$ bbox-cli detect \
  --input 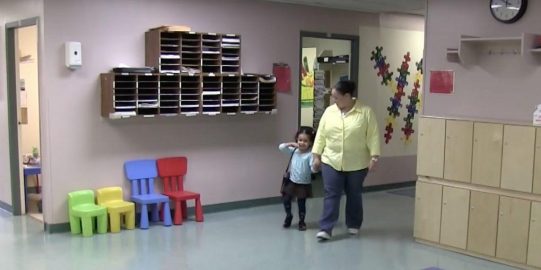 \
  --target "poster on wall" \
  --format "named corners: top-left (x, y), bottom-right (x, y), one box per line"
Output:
top-left (273, 63), bottom-right (291, 93)
top-left (301, 47), bottom-right (316, 107)
top-left (429, 70), bottom-right (454, 94)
